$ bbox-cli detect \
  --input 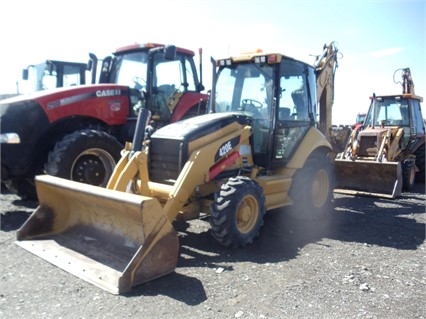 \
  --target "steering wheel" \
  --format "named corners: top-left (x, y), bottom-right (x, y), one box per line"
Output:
top-left (241, 99), bottom-right (264, 119)
top-left (132, 76), bottom-right (146, 90)
top-left (242, 99), bottom-right (263, 109)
